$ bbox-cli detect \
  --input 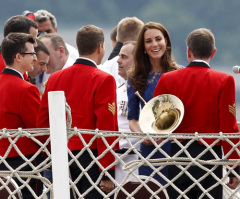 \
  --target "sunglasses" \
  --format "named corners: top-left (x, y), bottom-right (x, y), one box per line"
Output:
top-left (19, 52), bottom-right (37, 57)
